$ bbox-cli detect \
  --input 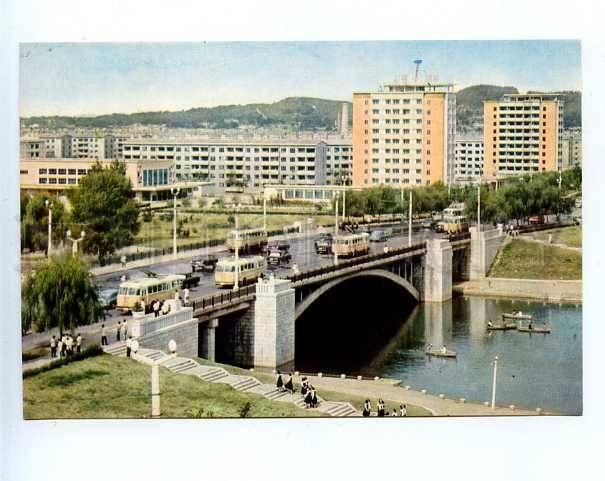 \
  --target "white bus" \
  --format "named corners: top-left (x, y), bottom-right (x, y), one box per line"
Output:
top-left (214, 256), bottom-right (266, 288)
top-left (226, 227), bottom-right (268, 253)
top-left (332, 233), bottom-right (370, 258)
top-left (117, 274), bottom-right (185, 311)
